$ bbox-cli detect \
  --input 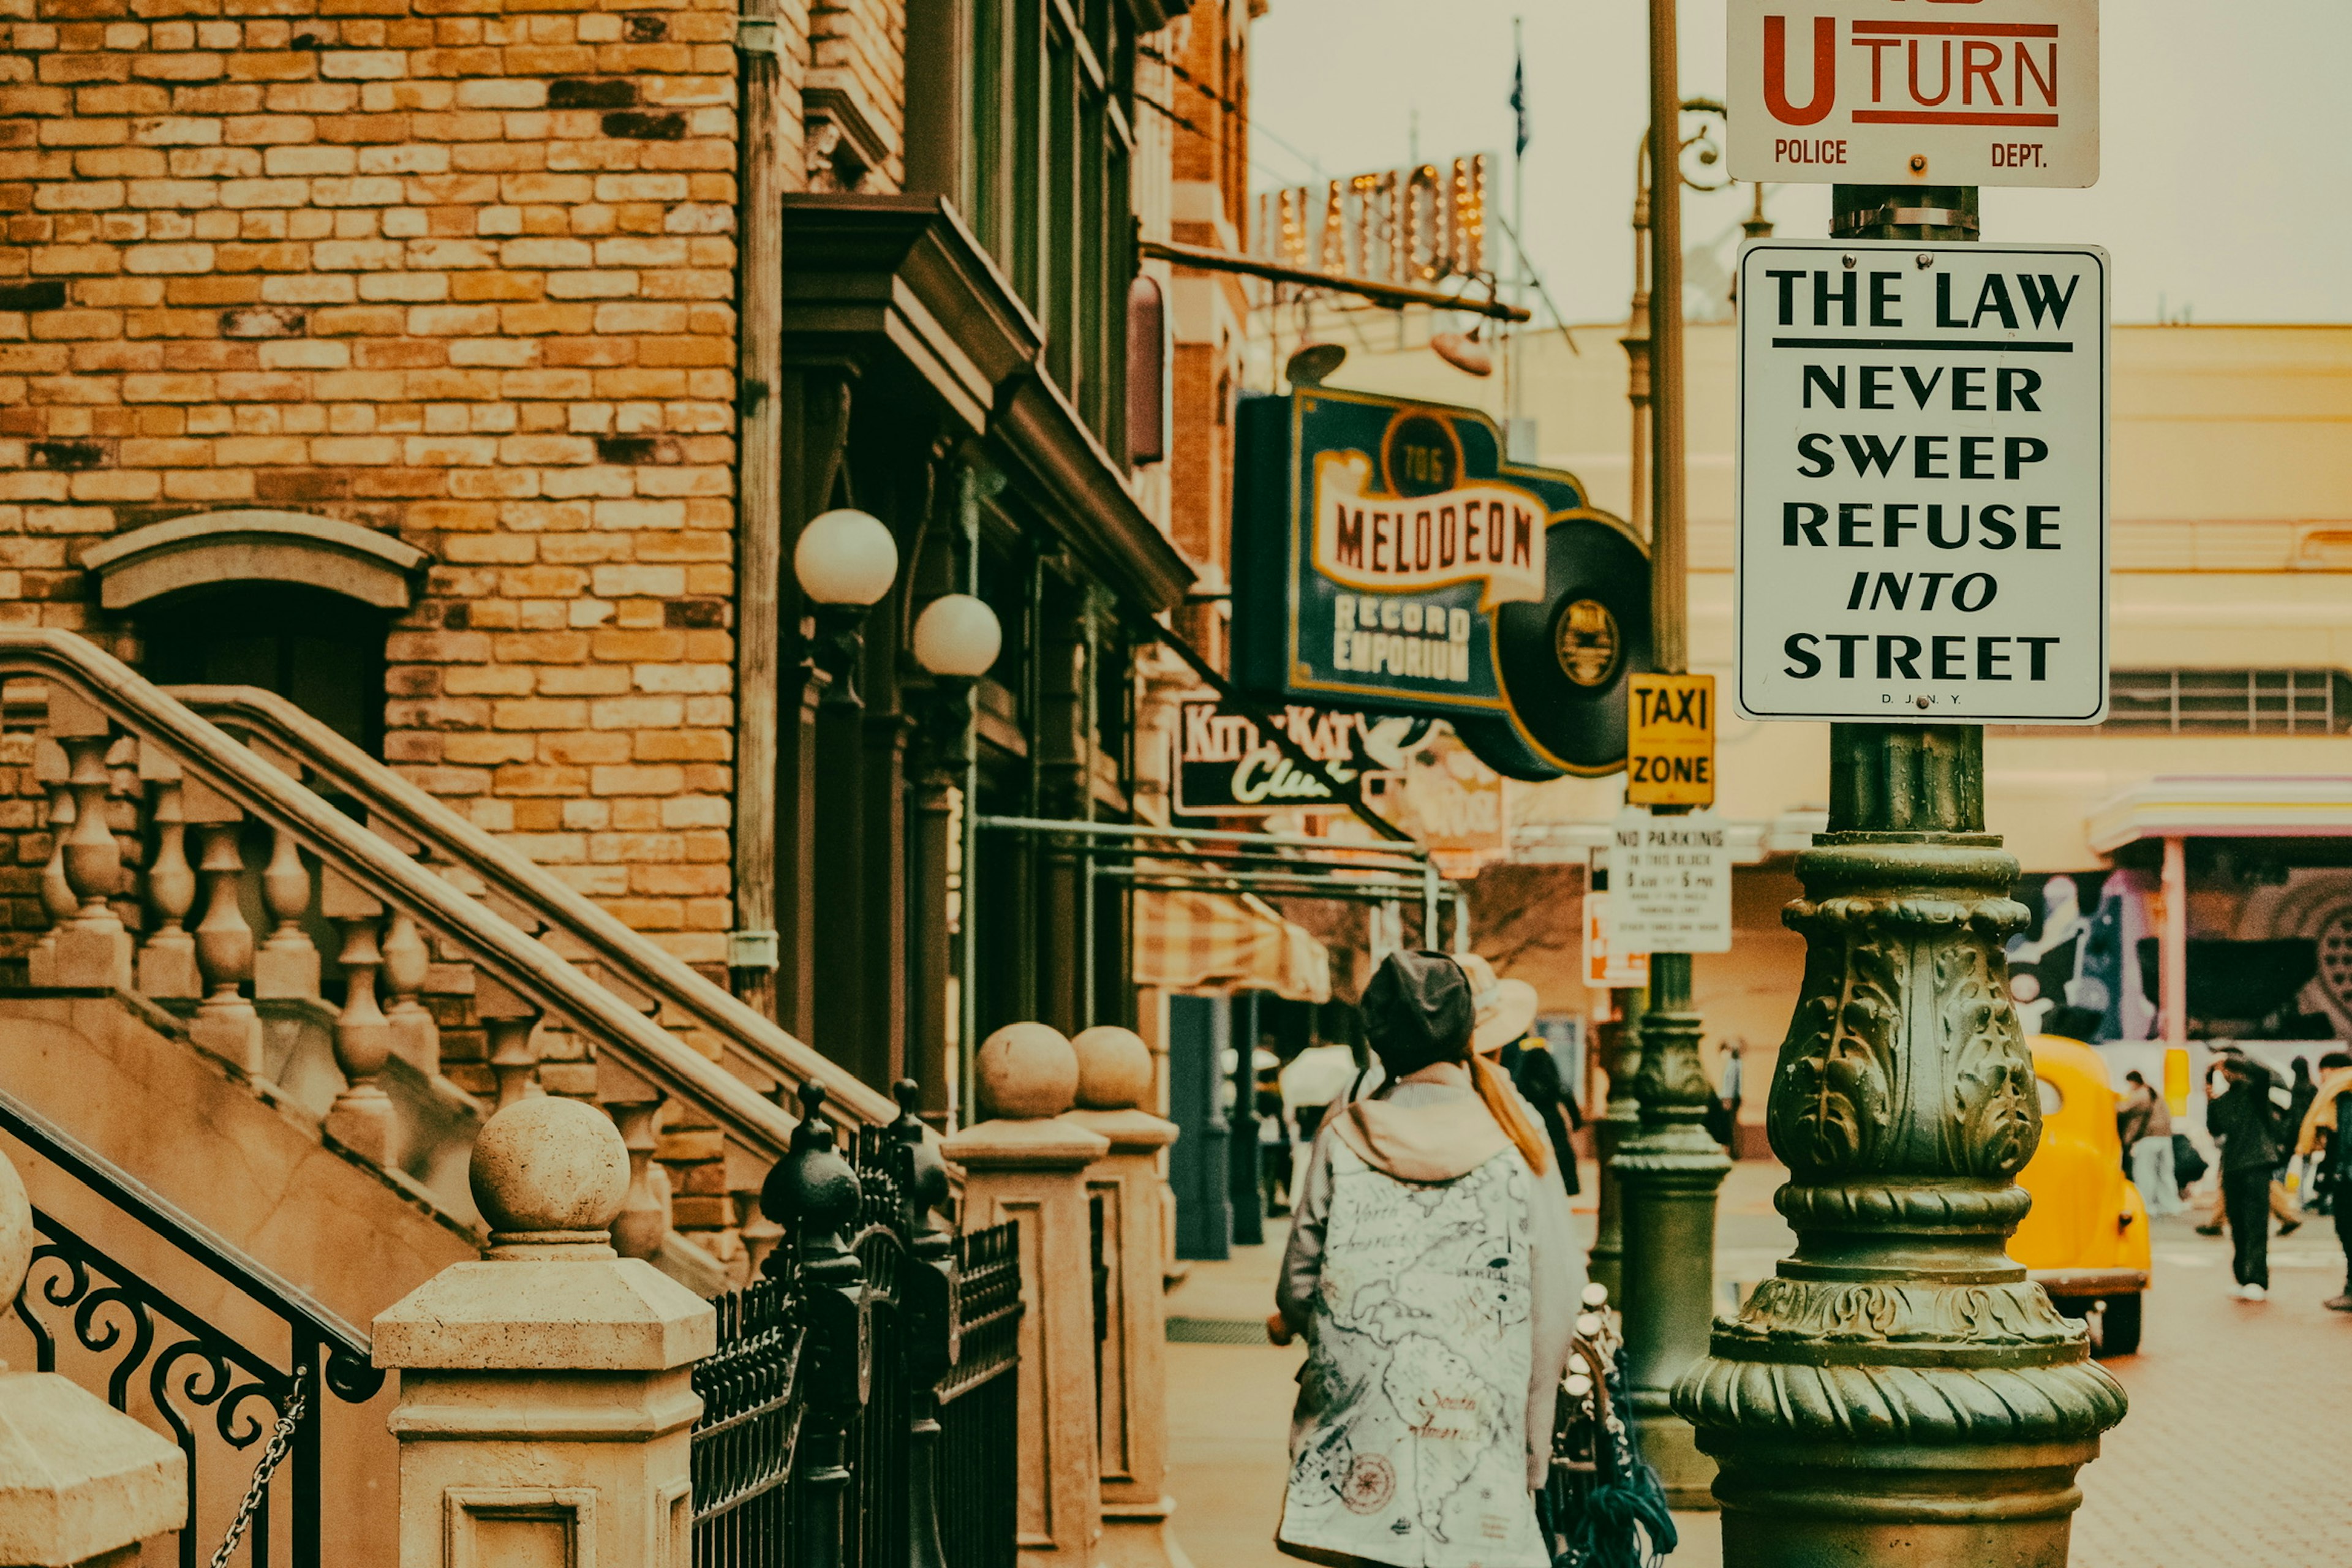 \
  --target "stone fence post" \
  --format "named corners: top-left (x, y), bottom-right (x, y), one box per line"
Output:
top-left (0, 1152), bottom-right (186, 1568)
top-left (1066, 1026), bottom-right (1188, 1568)
top-left (374, 1096), bottom-right (717, 1568)
top-left (944, 1023), bottom-right (1111, 1568)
